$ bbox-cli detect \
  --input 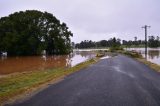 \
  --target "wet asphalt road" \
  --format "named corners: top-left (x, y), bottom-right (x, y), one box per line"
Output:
top-left (10, 55), bottom-right (160, 106)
